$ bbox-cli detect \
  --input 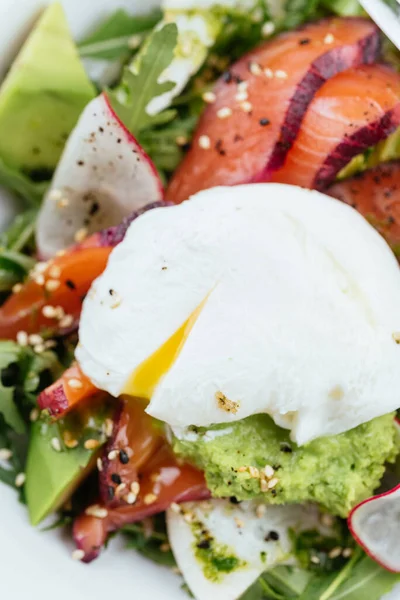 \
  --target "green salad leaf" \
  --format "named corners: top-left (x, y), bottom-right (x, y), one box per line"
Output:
top-left (0, 414), bottom-right (28, 491)
top-left (0, 158), bottom-right (48, 206)
top-left (108, 22), bottom-right (178, 137)
top-left (78, 8), bottom-right (162, 61)
top-left (123, 513), bottom-right (176, 567)
top-left (0, 209), bottom-right (37, 294)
